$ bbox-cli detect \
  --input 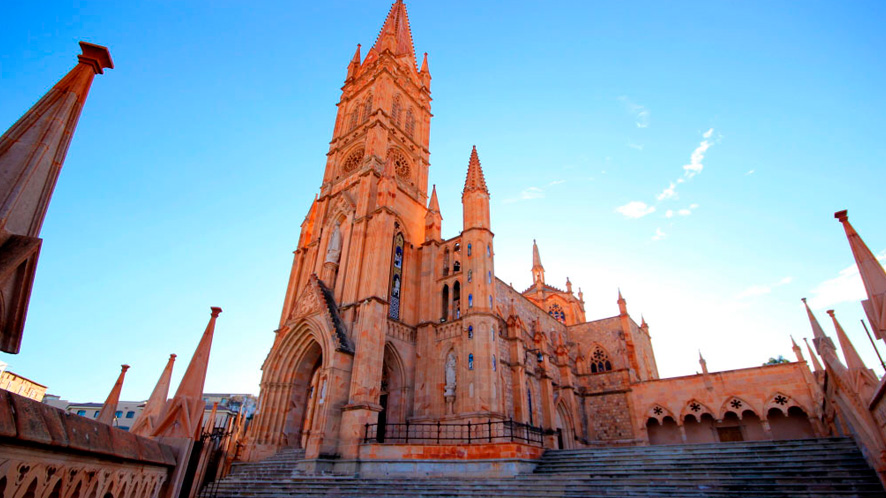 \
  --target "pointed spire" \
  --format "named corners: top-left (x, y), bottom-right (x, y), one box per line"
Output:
top-left (531, 239), bottom-right (545, 286)
top-left (427, 184), bottom-right (440, 213)
top-left (424, 184), bottom-right (442, 242)
top-left (835, 210), bottom-right (886, 340)
top-left (578, 287), bottom-right (584, 302)
top-left (803, 298), bottom-right (835, 355)
top-left (370, 0), bottom-right (418, 68)
top-left (97, 364), bottom-right (129, 426)
top-left (827, 309), bottom-right (869, 372)
top-left (346, 44), bottom-right (362, 80)
top-left (130, 354), bottom-right (176, 437)
top-left (791, 335), bottom-right (805, 362)
top-left (804, 337), bottom-right (824, 373)
top-left (641, 315), bottom-right (648, 329)
top-left (0, 42), bottom-right (112, 354)
top-left (618, 288), bottom-right (628, 316)
top-left (463, 146), bottom-right (489, 194)
top-left (566, 277), bottom-right (573, 293)
top-left (419, 52), bottom-right (431, 88)
top-left (698, 350), bottom-right (709, 375)
top-left (152, 307), bottom-right (222, 439)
